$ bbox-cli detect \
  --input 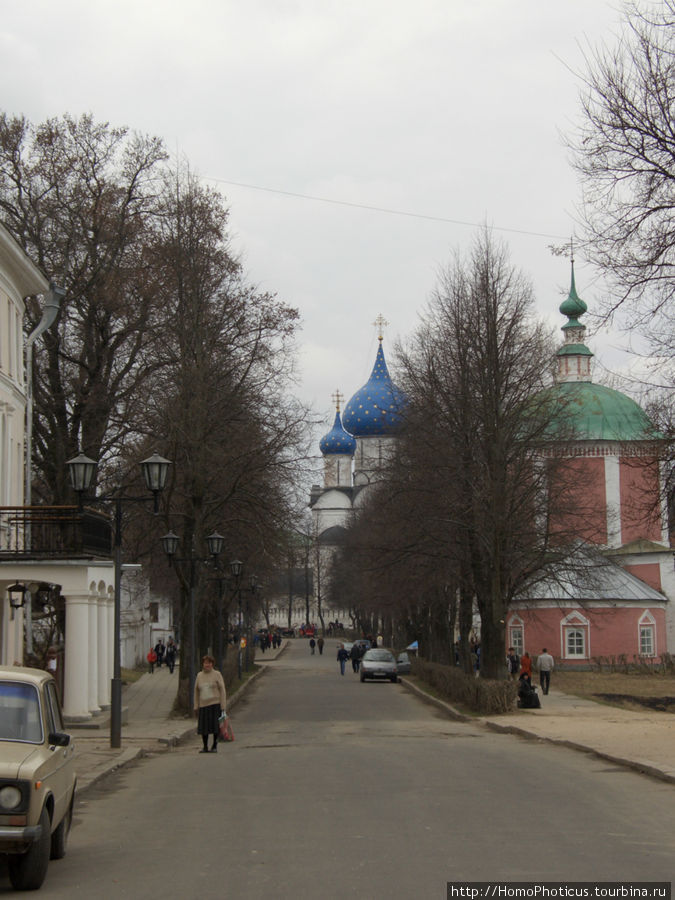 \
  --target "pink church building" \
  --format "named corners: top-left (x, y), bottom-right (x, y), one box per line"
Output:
top-left (507, 265), bottom-right (673, 667)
